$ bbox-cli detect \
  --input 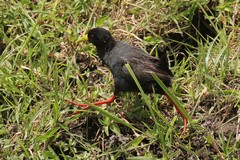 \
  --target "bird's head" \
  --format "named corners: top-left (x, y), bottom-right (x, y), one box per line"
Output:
top-left (77, 27), bottom-right (116, 59)
top-left (87, 27), bottom-right (113, 47)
